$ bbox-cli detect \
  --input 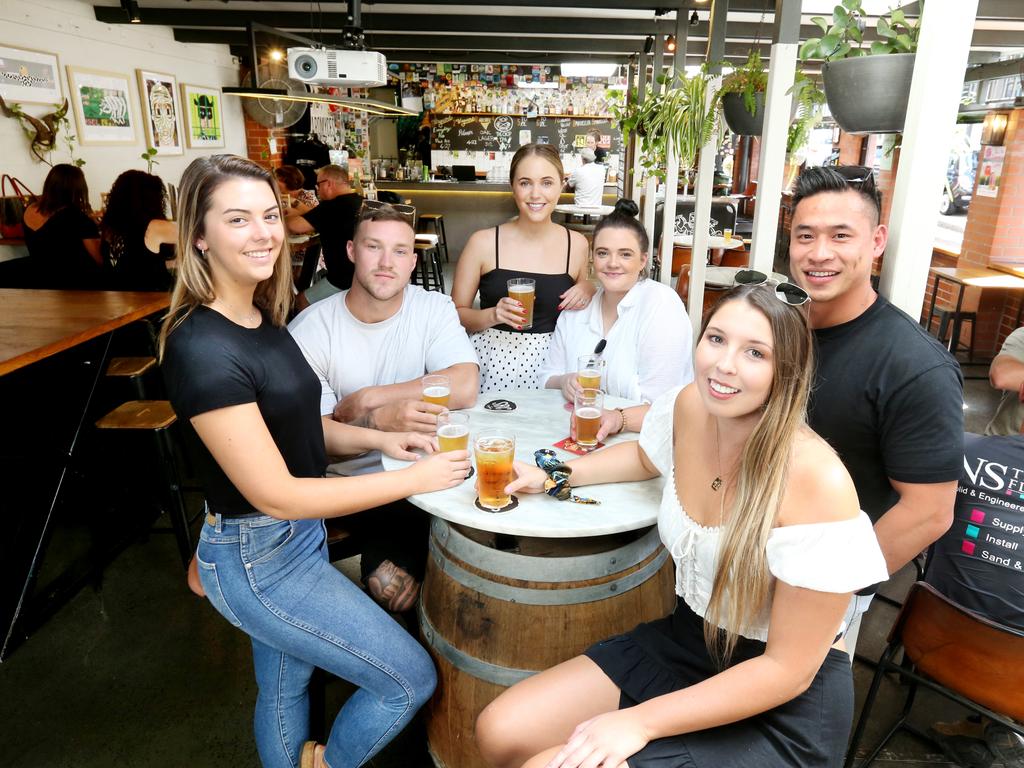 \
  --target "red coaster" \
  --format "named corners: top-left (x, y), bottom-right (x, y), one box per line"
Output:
top-left (553, 436), bottom-right (604, 455)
